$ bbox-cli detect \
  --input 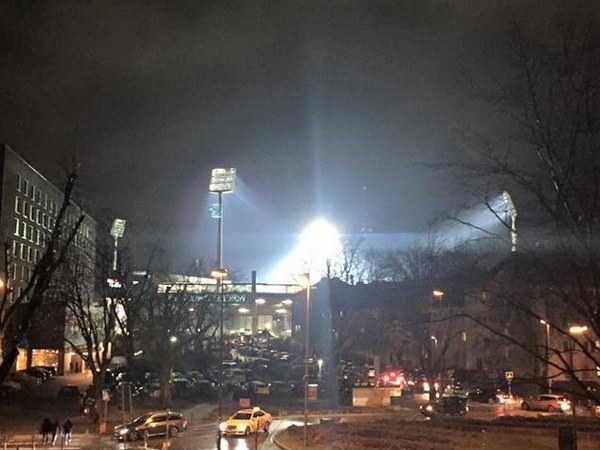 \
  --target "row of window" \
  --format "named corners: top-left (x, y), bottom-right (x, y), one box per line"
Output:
top-left (17, 175), bottom-right (58, 214)
top-left (9, 262), bottom-right (33, 283)
top-left (14, 218), bottom-right (51, 247)
top-left (15, 197), bottom-right (56, 230)
top-left (11, 241), bottom-right (42, 265)
top-left (16, 197), bottom-right (94, 247)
